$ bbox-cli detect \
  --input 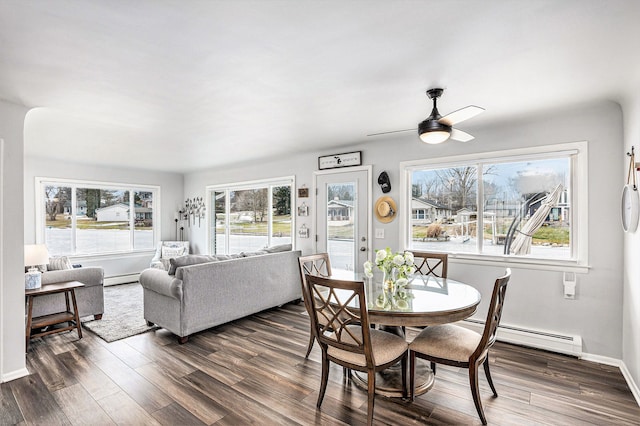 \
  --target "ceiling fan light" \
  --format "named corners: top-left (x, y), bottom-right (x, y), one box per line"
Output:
top-left (419, 130), bottom-right (450, 144)
top-left (418, 118), bottom-right (451, 144)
